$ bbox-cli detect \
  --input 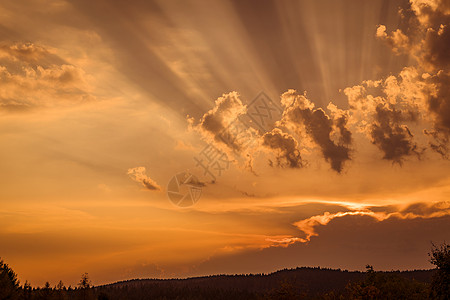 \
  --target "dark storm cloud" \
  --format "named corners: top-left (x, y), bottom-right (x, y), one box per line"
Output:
top-left (280, 90), bottom-right (352, 173)
top-left (262, 128), bottom-right (303, 168)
